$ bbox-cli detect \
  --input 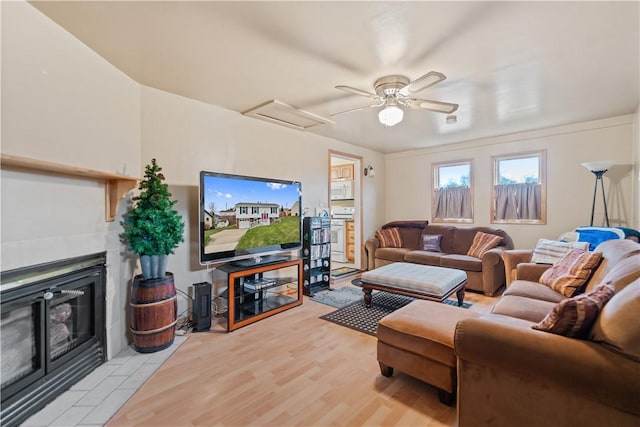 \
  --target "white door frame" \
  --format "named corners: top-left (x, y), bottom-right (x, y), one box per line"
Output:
top-left (328, 150), bottom-right (363, 270)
